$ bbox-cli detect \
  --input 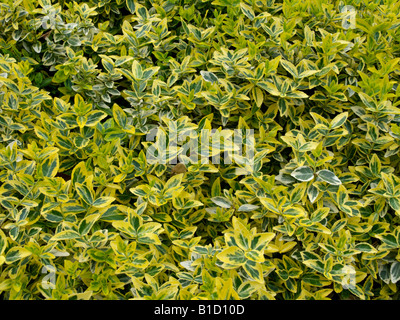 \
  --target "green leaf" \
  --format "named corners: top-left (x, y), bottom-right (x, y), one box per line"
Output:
top-left (40, 154), bottom-right (59, 178)
top-left (164, 173), bottom-right (183, 192)
top-left (317, 169), bottom-right (342, 185)
top-left (290, 183), bottom-right (306, 203)
top-left (75, 183), bottom-right (94, 205)
top-left (330, 112), bottom-right (348, 129)
top-left (50, 230), bottom-right (81, 241)
top-left (131, 60), bottom-right (143, 80)
top-left (390, 261), bottom-right (400, 284)
top-left (283, 206), bottom-right (306, 217)
top-left (42, 209), bottom-right (64, 223)
top-left (137, 233), bottom-right (161, 245)
top-left (5, 247), bottom-right (32, 264)
top-left (71, 162), bottom-right (88, 186)
top-left (369, 154), bottom-right (381, 176)
top-left (280, 60), bottom-right (298, 78)
top-left (217, 246), bottom-right (246, 267)
top-left (243, 260), bottom-right (264, 283)
top-left (303, 259), bottom-right (325, 274)
top-left (389, 197), bottom-right (400, 212)
top-left (78, 214), bottom-right (100, 236)
top-left (238, 204), bottom-right (260, 212)
top-left (358, 92), bottom-right (376, 110)
top-left (0, 230), bottom-right (8, 256)
top-left (211, 196), bottom-right (233, 208)
top-left (92, 196), bottom-right (115, 208)
top-left (257, 81), bottom-right (281, 96)
top-left (240, 3), bottom-right (255, 20)
top-left (237, 281), bottom-right (258, 299)
top-left (62, 201), bottom-right (86, 214)
top-left (250, 233), bottom-right (275, 251)
top-left (200, 71), bottom-right (218, 83)
top-left (354, 242), bottom-right (377, 253)
top-left (86, 111), bottom-right (107, 127)
top-left (307, 184), bottom-right (319, 203)
top-left (331, 219), bottom-right (347, 233)
top-left (74, 136), bottom-right (89, 149)
top-left (259, 197), bottom-right (280, 214)
top-left (348, 285), bottom-right (366, 300)
top-left (378, 234), bottom-right (398, 248)
top-left (142, 67), bottom-right (160, 81)
top-left (113, 104), bottom-right (127, 128)
top-left (291, 166), bottom-right (314, 182)
top-left (100, 205), bottom-right (126, 221)
top-left (87, 248), bottom-right (109, 262)
top-left (76, 115), bottom-right (87, 128)
top-left (130, 184), bottom-right (150, 197)
top-left (129, 255), bottom-right (150, 269)
top-left (310, 207), bottom-right (329, 223)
